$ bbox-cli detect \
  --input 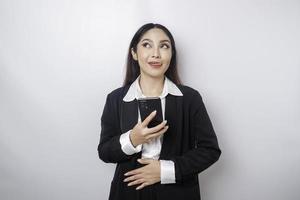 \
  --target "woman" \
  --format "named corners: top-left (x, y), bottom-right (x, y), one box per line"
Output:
top-left (98, 23), bottom-right (221, 200)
